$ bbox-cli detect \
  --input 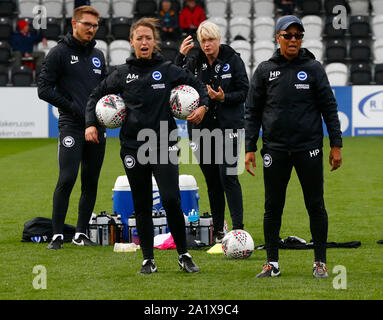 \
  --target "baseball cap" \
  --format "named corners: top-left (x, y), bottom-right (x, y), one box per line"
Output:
top-left (18, 19), bottom-right (28, 31)
top-left (275, 15), bottom-right (305, 34)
